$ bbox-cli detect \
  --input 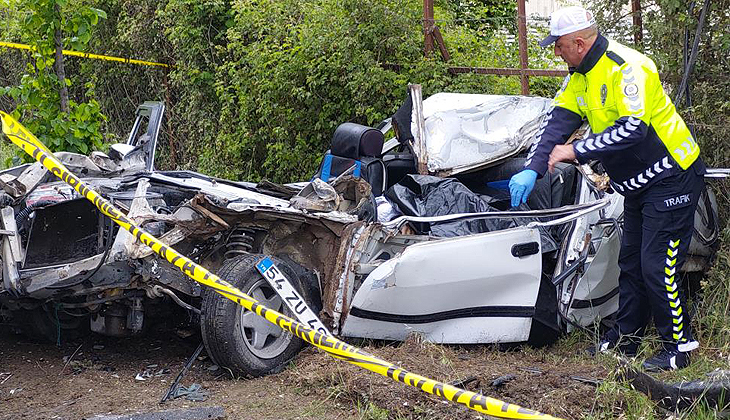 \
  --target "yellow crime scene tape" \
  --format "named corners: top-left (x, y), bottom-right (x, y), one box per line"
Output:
top-left (0, 41), bottom-right (169, 68)
top-left (0, 111), bottom-right (563, 420)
